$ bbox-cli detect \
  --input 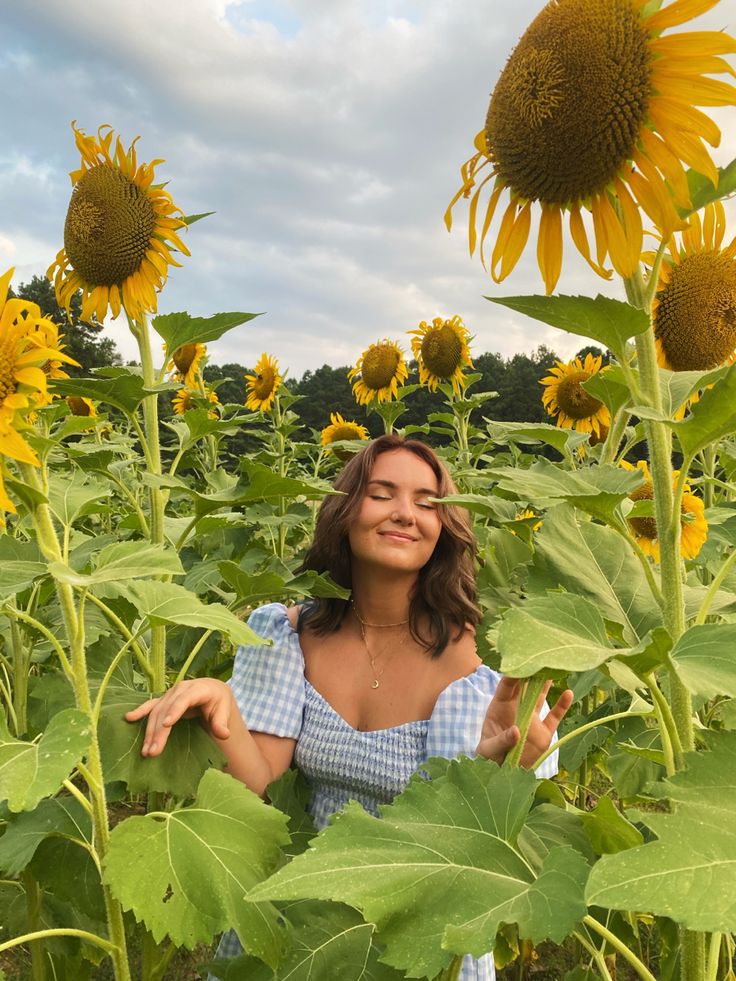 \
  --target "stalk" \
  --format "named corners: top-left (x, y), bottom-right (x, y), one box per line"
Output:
top-left (9, 615), bottom-right (28, 736)
top-left (18, 463), bottom-right (131, 981)
top-left (22, 871), bottom-right (46, 981)
top-left (504, 676), bottom-right (547, 768)
top-left (128, 314), bottom-right (167, 693)
top-left (583, 916), bottom-right (657, 981)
